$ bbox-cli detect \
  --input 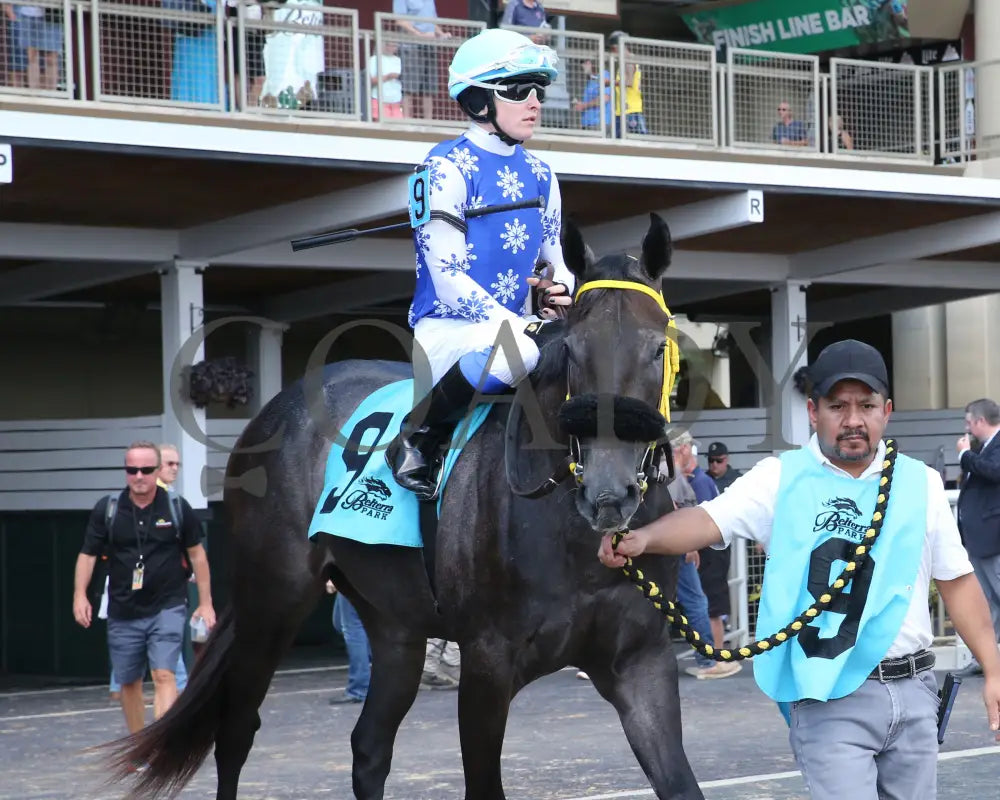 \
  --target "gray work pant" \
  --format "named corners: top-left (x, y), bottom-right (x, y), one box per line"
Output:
top-left (970, 553), bottom-right (1000, 641)
top-left (789, 671), bottom-right (939, 800)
